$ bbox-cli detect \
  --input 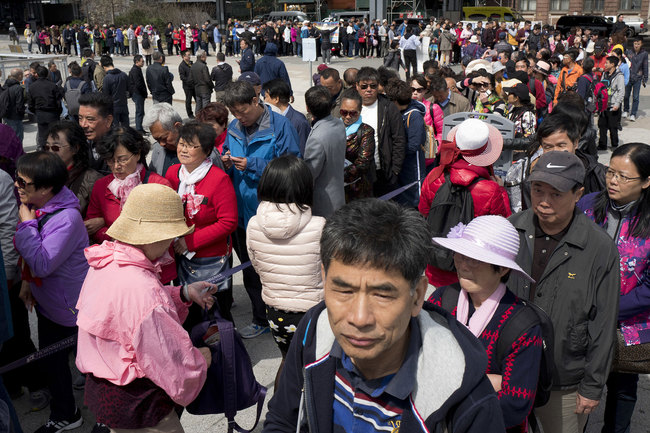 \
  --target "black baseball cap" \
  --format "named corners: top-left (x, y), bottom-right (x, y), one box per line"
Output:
top-left (528, 151), bottom-right (585, 192)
